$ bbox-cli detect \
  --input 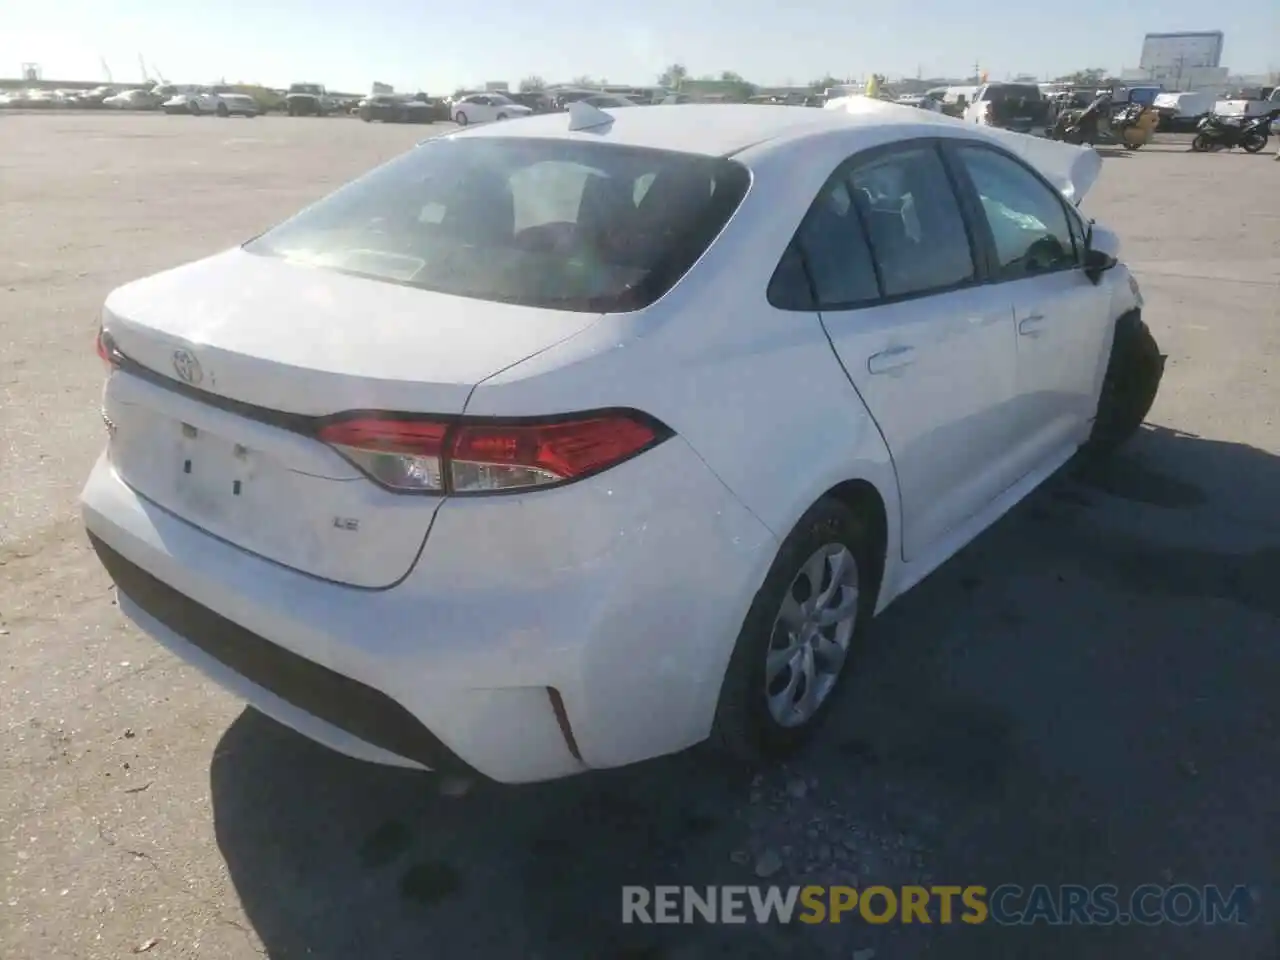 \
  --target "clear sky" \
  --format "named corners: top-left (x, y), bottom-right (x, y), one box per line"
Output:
top-left (2, 0), bottom-right (1275, 94)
